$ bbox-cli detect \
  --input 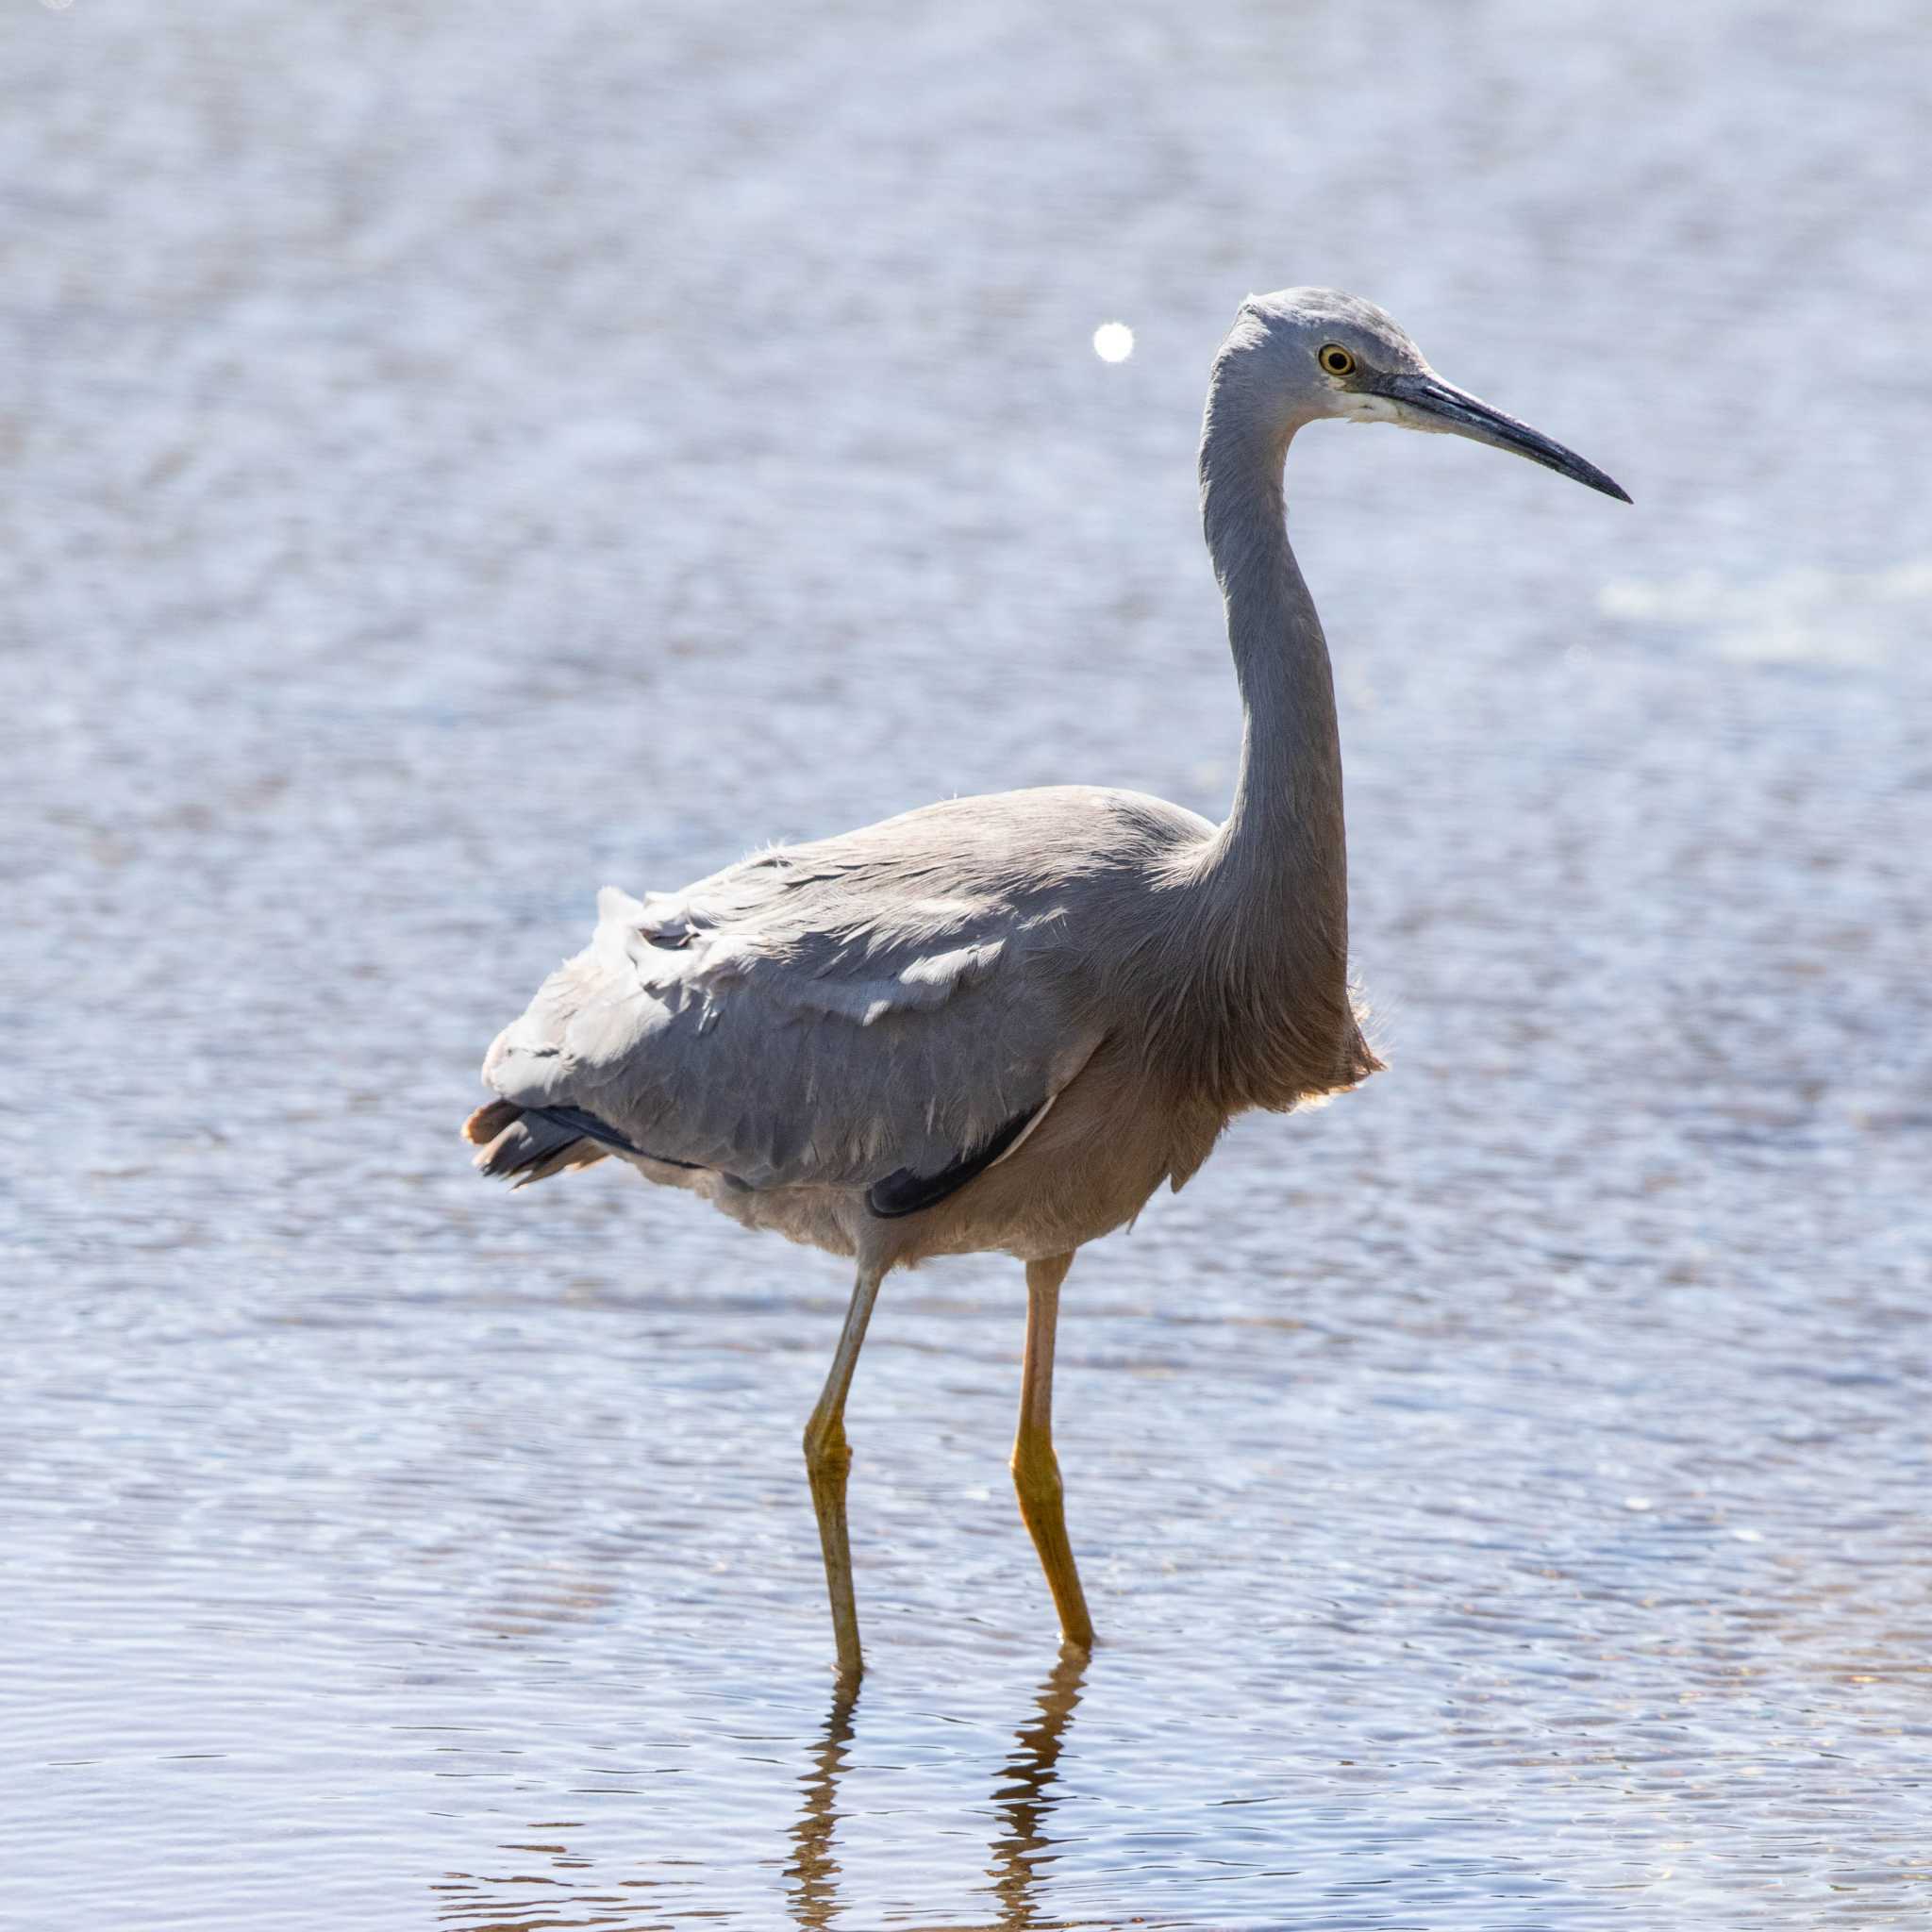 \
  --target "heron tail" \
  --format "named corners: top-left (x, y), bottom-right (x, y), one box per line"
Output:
top-left (462, 1101), bottom-right (610, 1188)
